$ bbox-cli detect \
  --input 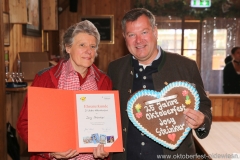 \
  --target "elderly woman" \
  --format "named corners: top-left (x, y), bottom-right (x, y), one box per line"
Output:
top-left (17, 20), bottom-right (111, 160)
top-left (223, 46), bottom-right (240, 93)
